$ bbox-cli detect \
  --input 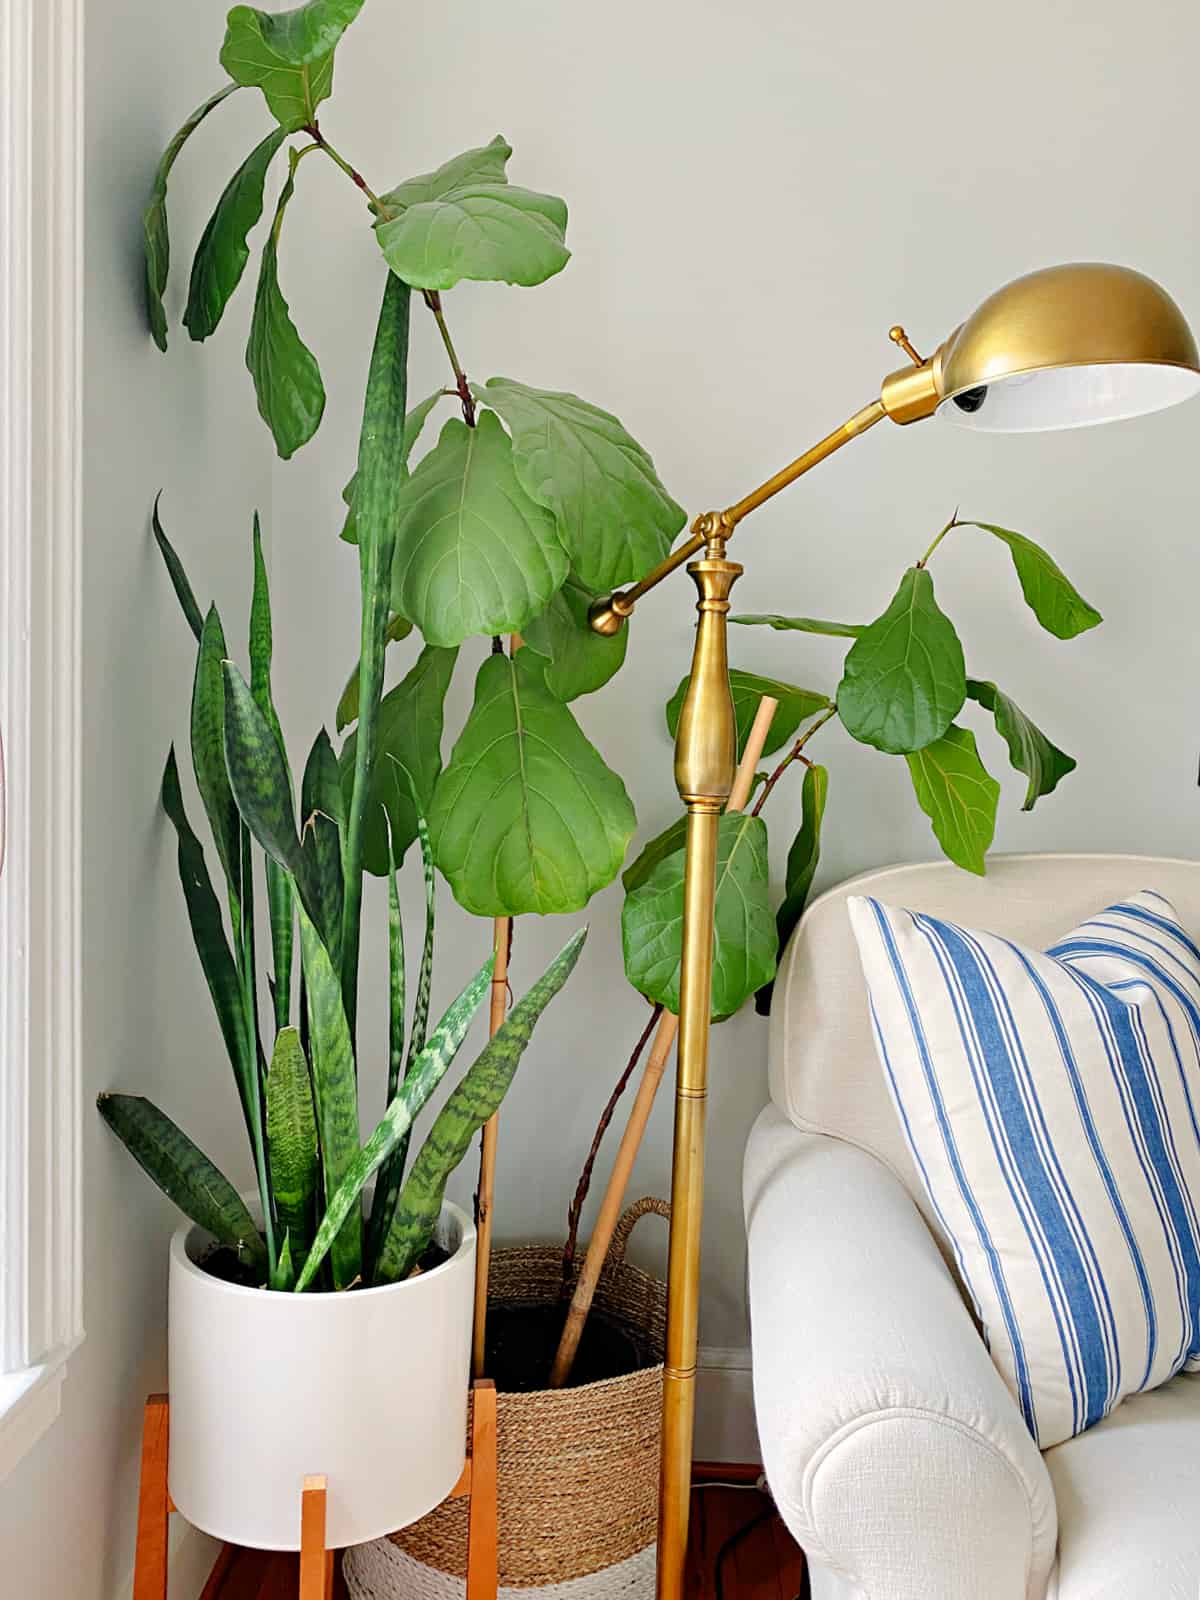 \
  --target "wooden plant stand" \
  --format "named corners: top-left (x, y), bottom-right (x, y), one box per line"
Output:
top-left (132, 1380), bottom-right (499, 1600)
